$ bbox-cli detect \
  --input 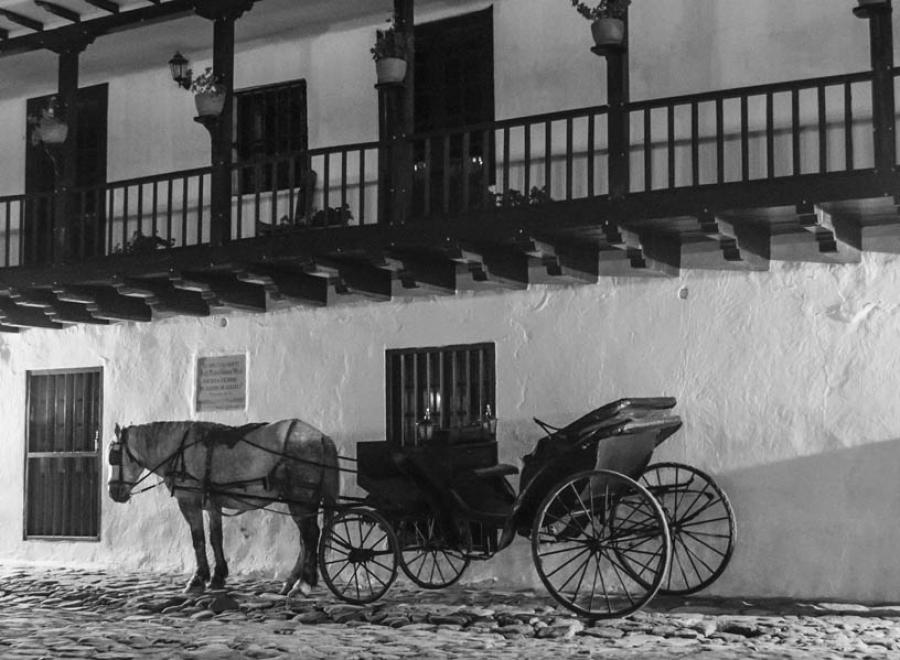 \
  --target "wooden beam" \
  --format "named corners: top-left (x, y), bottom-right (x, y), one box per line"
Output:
top-left (386, 248), bottom-right (458, 293)
top-left (310, 257), bottom-right (393, 300)
top-left (175, 271), bottom-right (268, 311)
top-left (0, 324), bottom-right (22, 333)
top-left (34, 1), bottom-right (81, 23)
top-left (10, 288), bottom-right (109, 325)
top-left (0, 298), bottom-right (63, 329)
top-left (0, 28), bottom-right (8, 40)
top-left (240, 263), bottom-right (330, 307)
top-left (118, 277), bottom-right (212, 316)
top-left (81, 0), bottom-right (120, 14)
top-left (54, 284), bottom-right (152, 322)
top-left (0, 8), bottom-right (44, 32)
